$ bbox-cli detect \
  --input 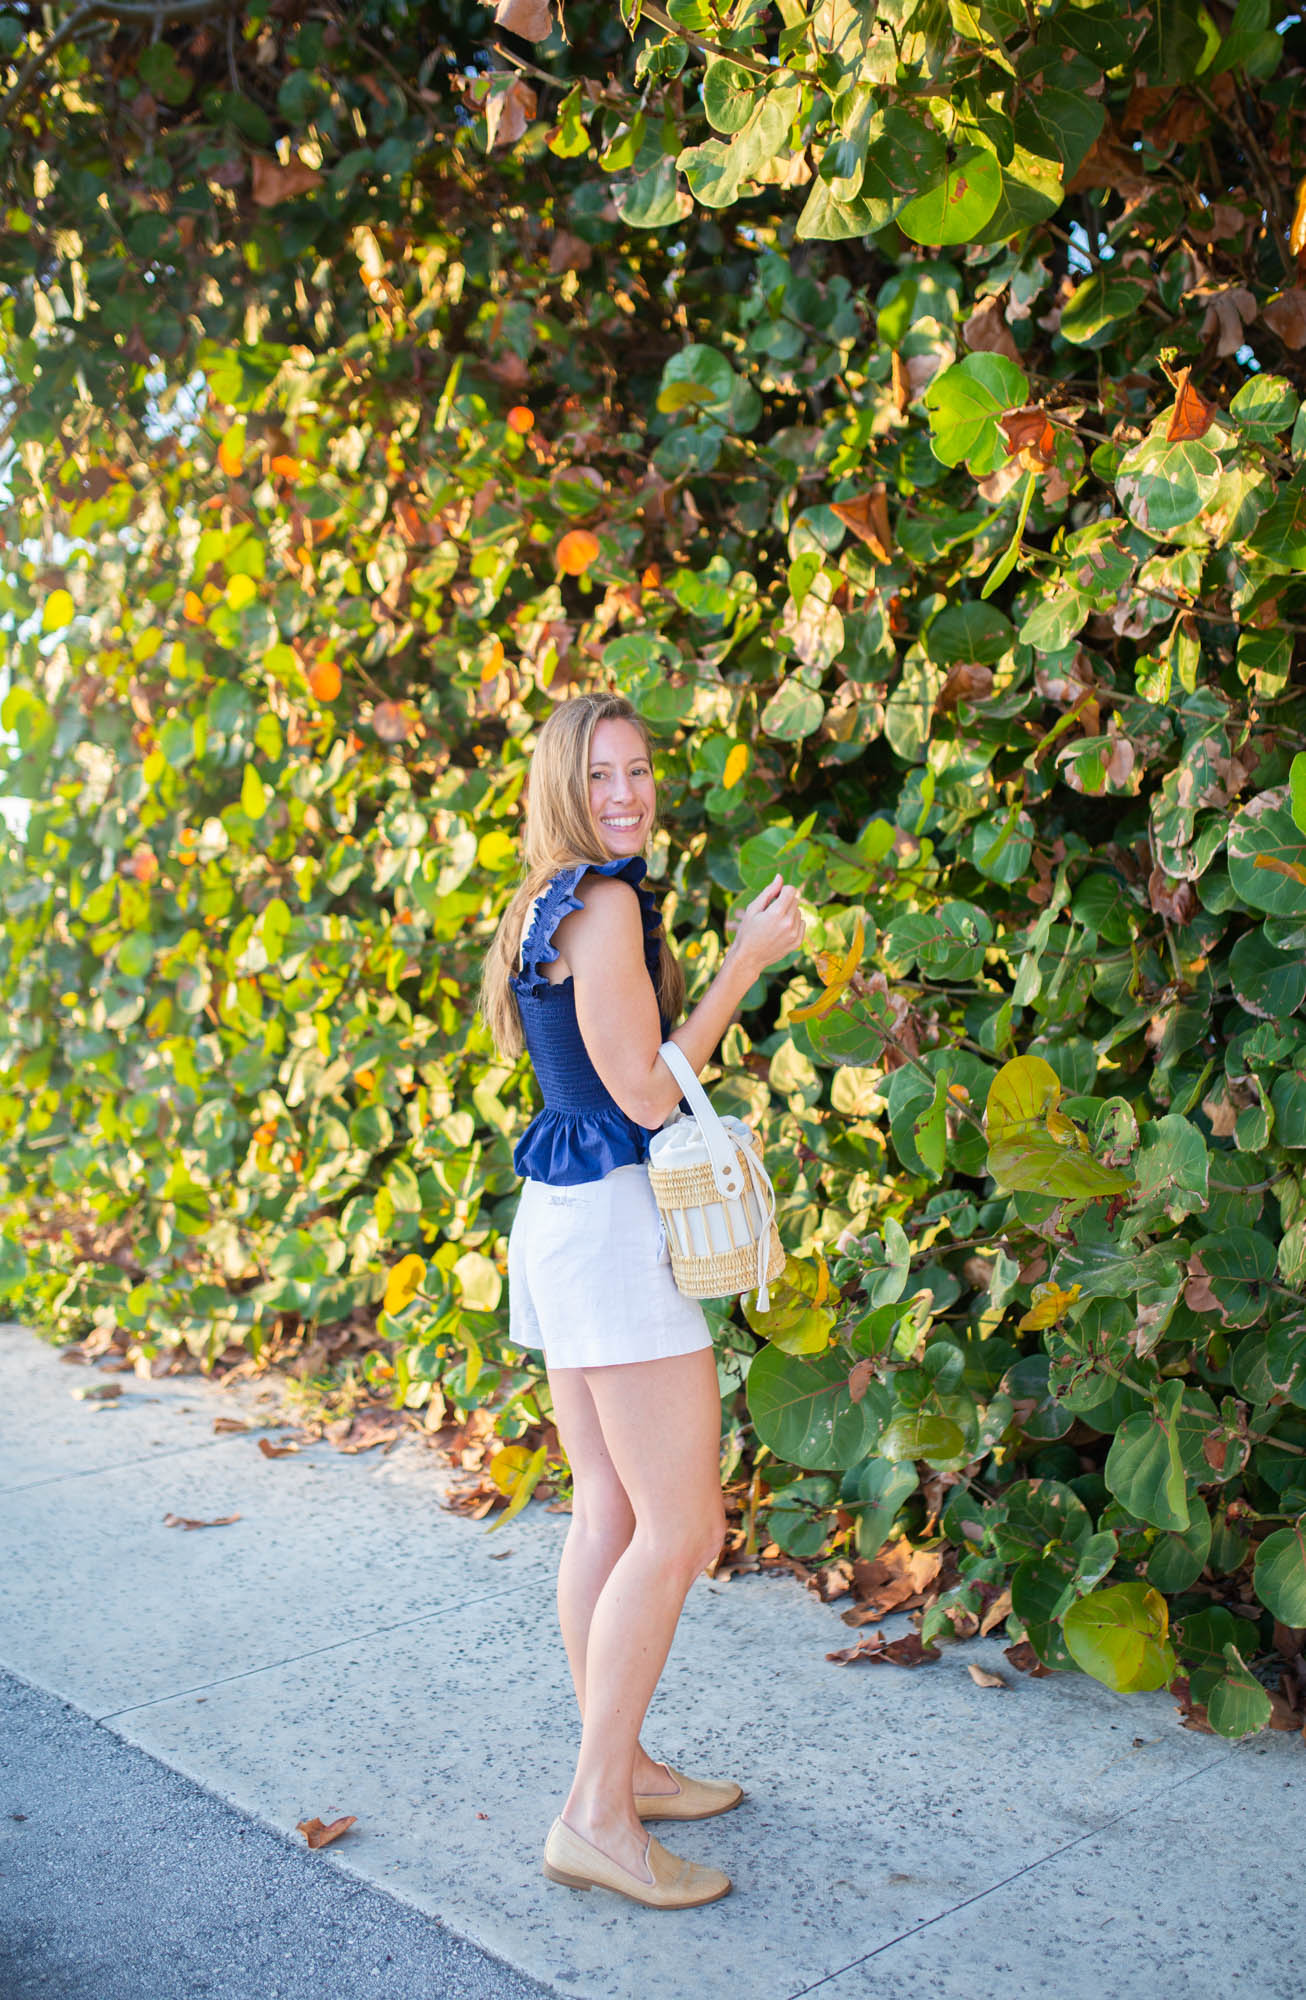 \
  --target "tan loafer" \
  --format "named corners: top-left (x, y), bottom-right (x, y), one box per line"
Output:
top-left (633, 1762), bottom-right (745, 1822)
top-left (542, 1815), bottom-right (731, 1909)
